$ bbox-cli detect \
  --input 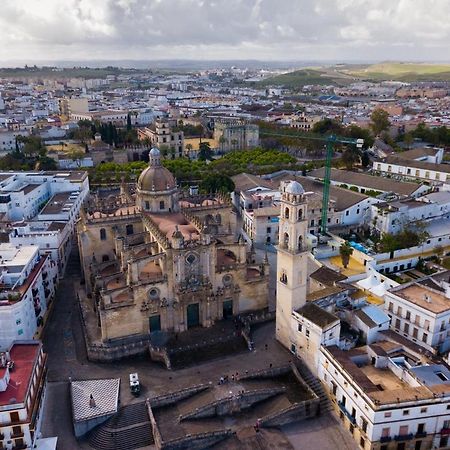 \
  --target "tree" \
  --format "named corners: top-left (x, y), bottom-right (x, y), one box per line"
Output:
top-left (198, 142), bottom-right (213, 161)
top-left (344, 125), bottom-right (374, 149)
top-left (339, 241), bottom-right (354, 269)
top-left (370, 109), bottom-right (390, 136)
top-left (74, 126), bottom-right (93, 144)
top-left (312, 118), bottom-right (344, 135)
top-left (341, 147), bottom-right (361, 170)
top-left (126, 113), bottom-right (132, 131)
top-left (200, 174), bottom-right (235, 193)
top-left (361, 151), bottom-right (370, 168)
top-left (16, 135), bottom-right (46, 159)
top-left (403, 133), bottom-right (414, 150)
